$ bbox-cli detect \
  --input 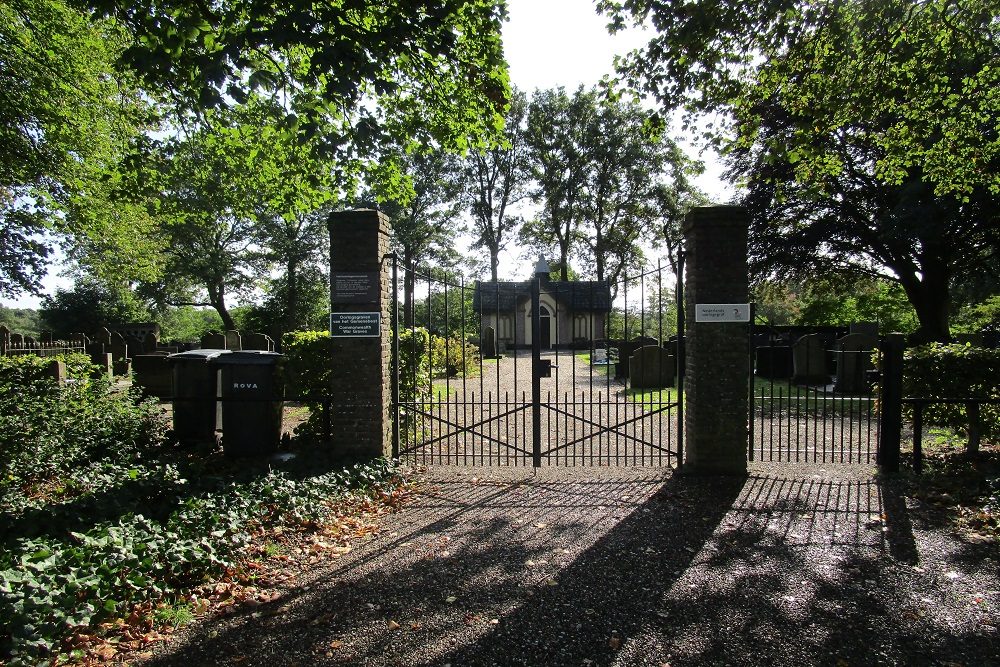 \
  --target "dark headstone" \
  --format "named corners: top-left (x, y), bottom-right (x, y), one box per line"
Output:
top-left (225, 330), bottom-right (242, 351)
top-left (834, 333), bottom-right (876, 394)
top-left (95, 327), bottom-right (113, 346)
top-left (481, 326), bottom-right (498, 358)
top-left (792, 334), bottom-right (829, 385)
top-left (629, 345), bottom-right (675, 389)
top-left (242, 333), bottom-right (273, 351)
top-left (201, 331), bottom-right (226, 349)
top-left (132, 354), bottom-right (172, 399)
top-left (110, 332), bottom-right (128, 374)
